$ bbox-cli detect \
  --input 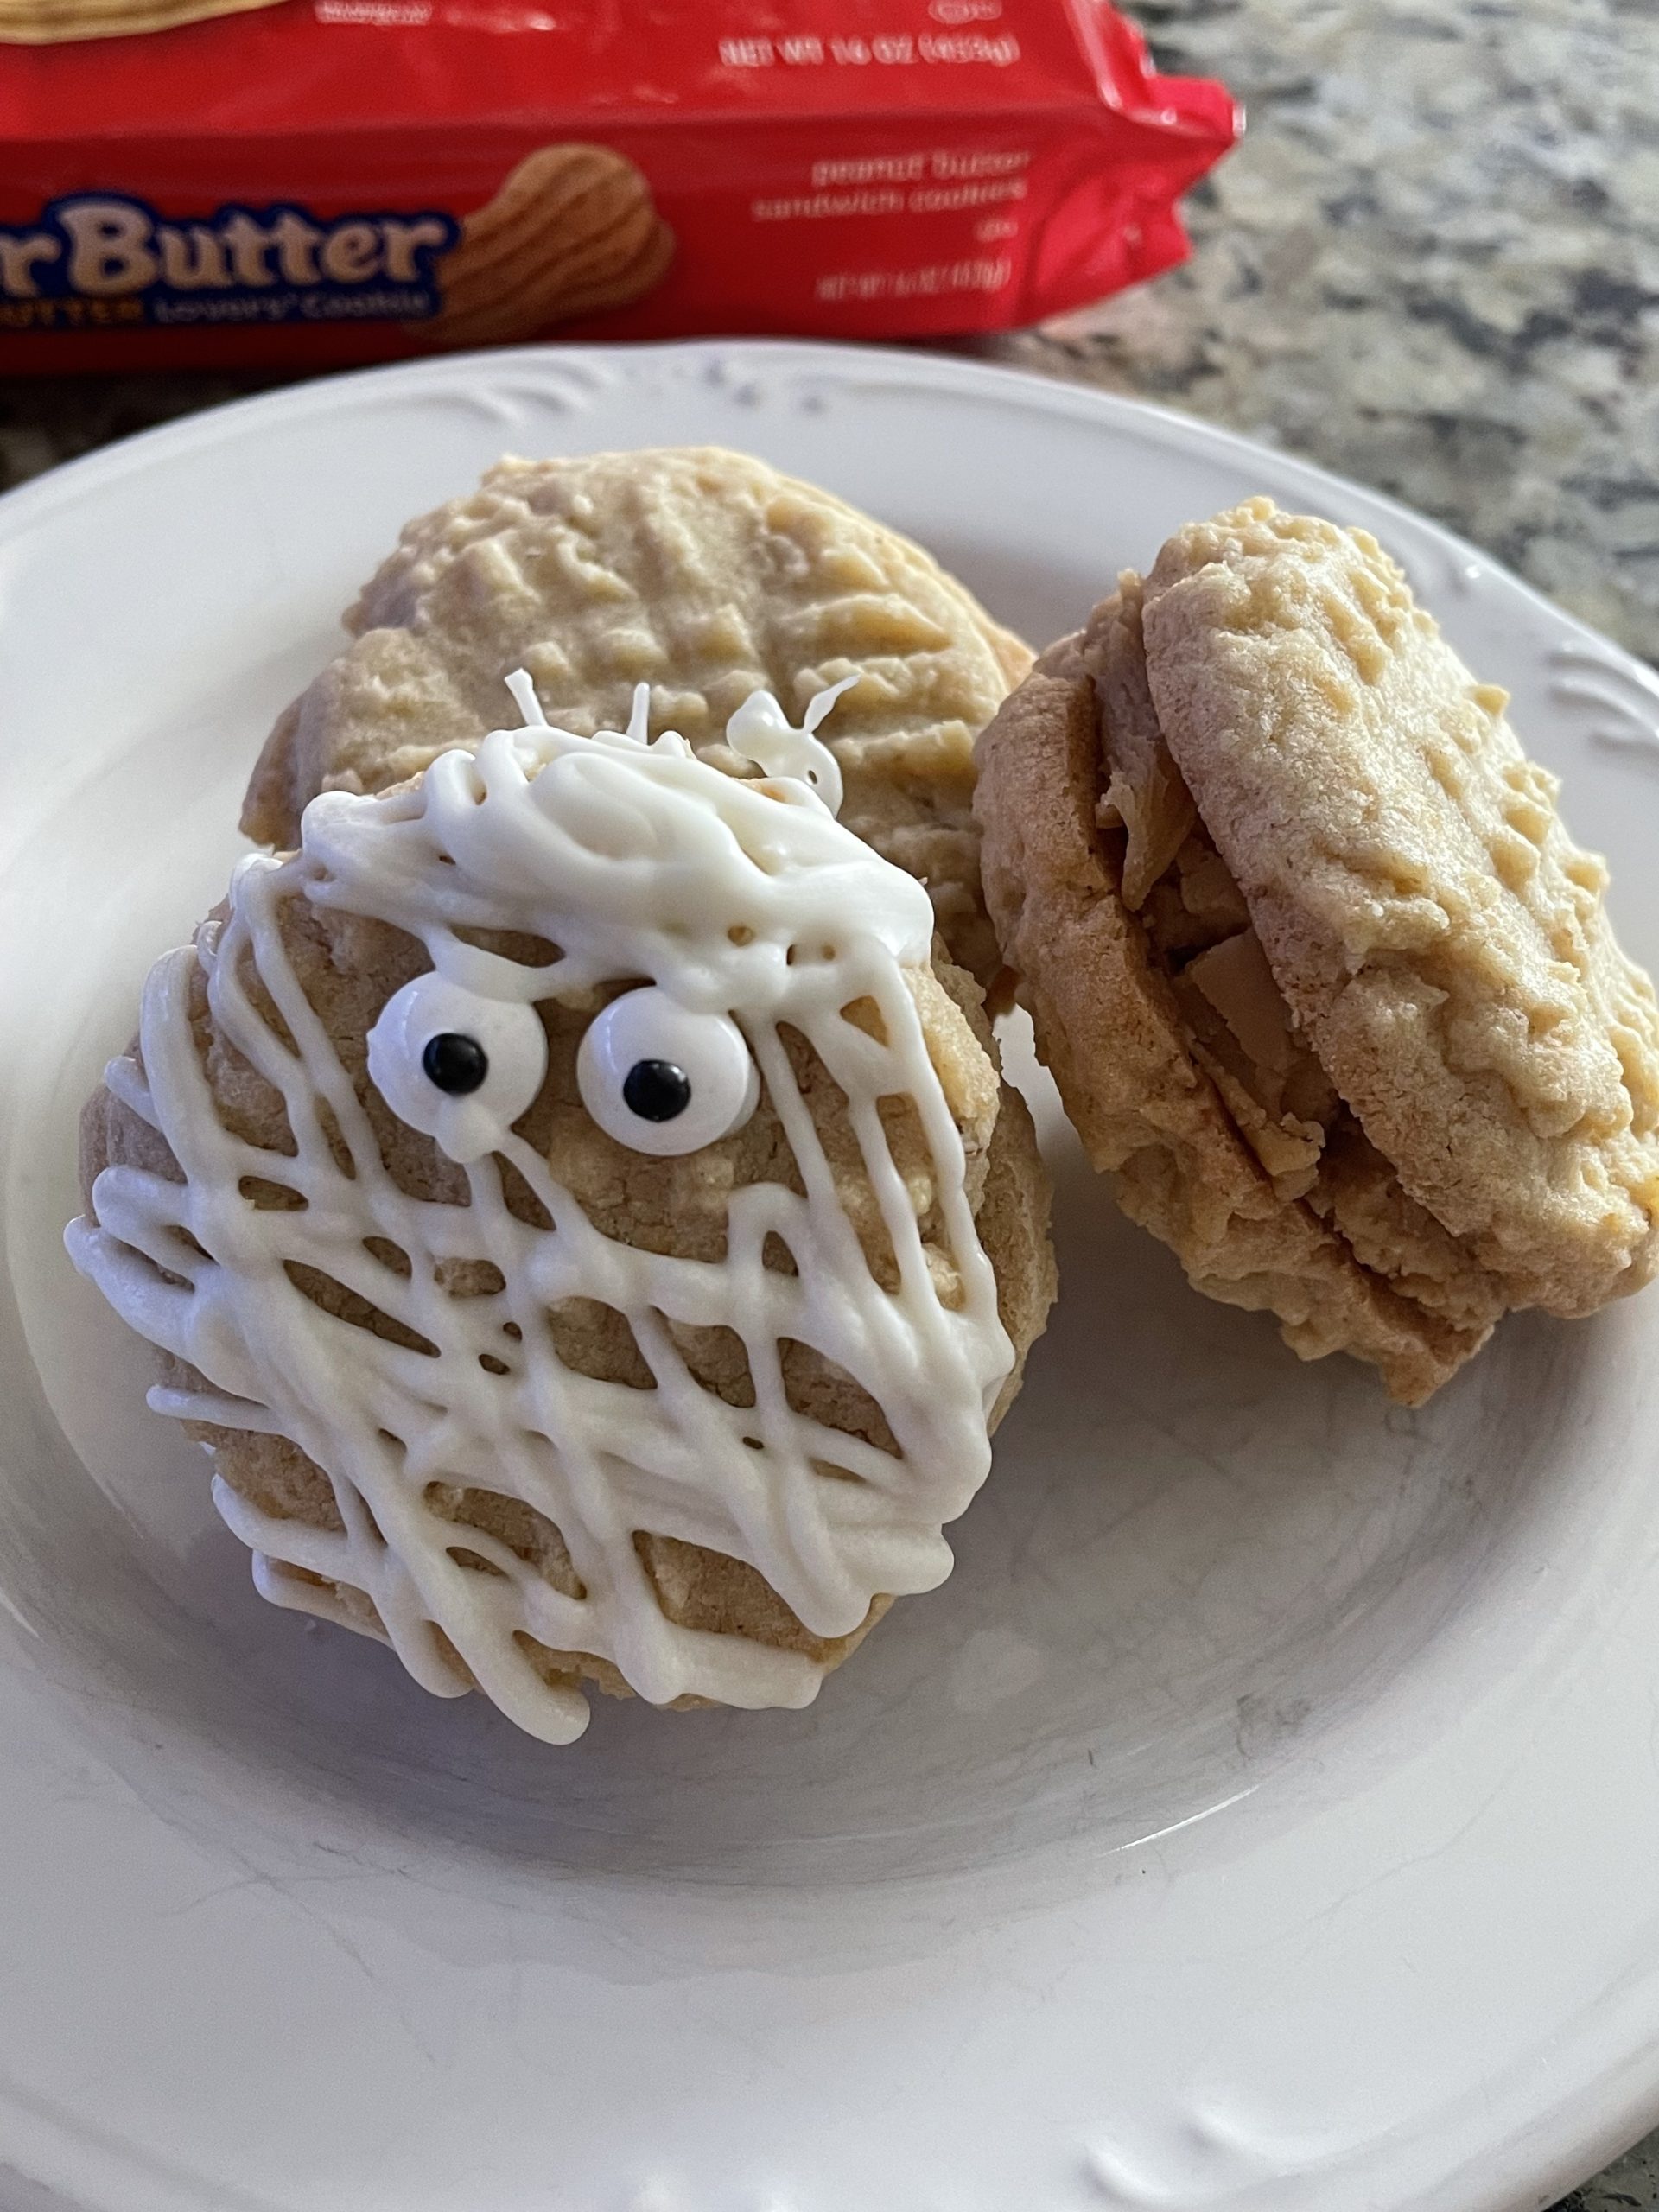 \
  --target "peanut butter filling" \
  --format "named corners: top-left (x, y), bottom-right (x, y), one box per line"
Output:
top-left (1097, 766), bottom-right (1338, 1204)
top-left (1086, 582), bottom-right (1506, 1341)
